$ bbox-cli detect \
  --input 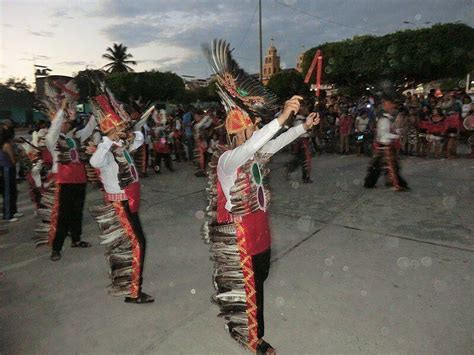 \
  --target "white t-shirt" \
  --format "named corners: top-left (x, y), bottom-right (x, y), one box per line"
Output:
top-left (355, 116), bottom-right (369, 132)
